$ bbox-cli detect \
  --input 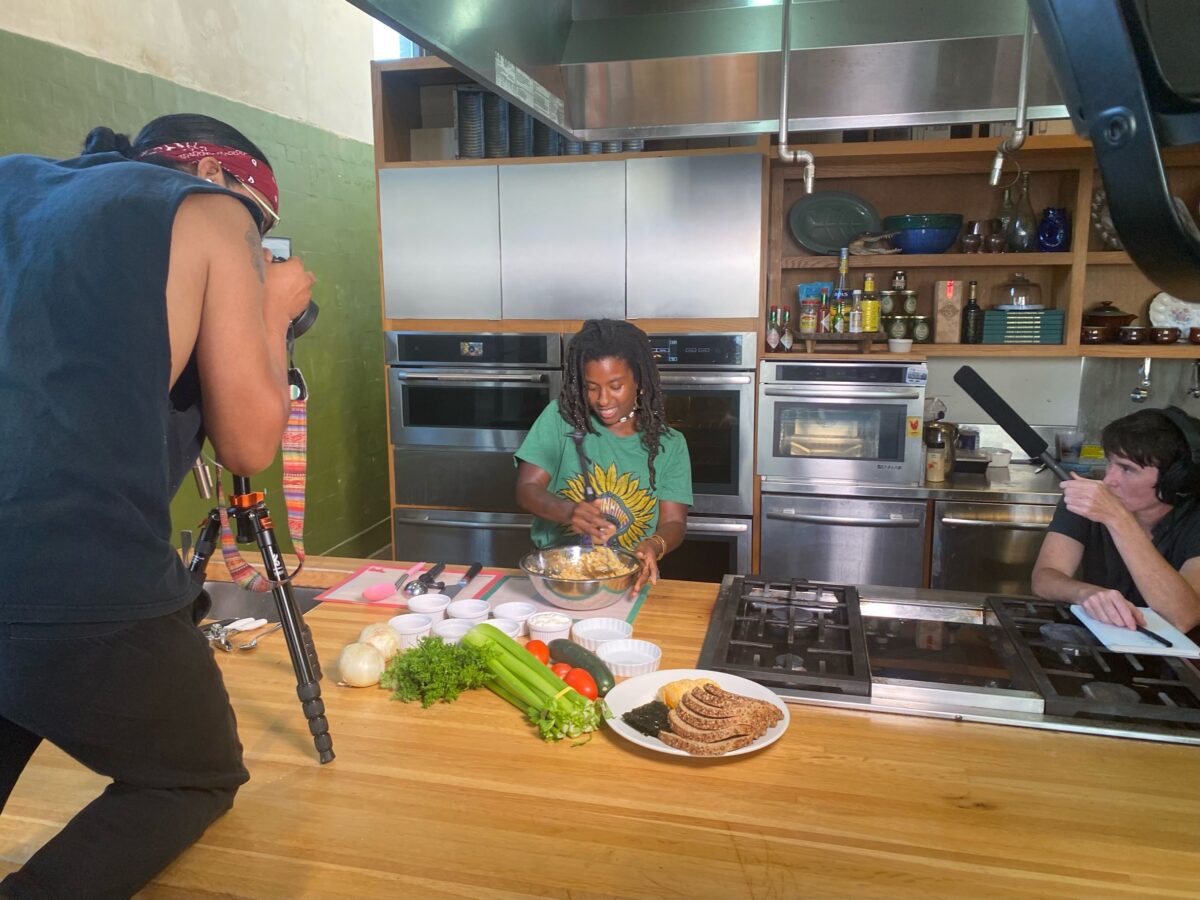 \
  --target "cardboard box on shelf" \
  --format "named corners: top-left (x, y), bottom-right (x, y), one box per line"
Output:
top-left (410, 127), bottom-right (457, 161)
top-left (933, 279), bottom-right (964, 343)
